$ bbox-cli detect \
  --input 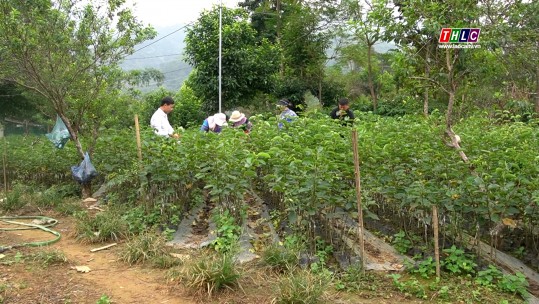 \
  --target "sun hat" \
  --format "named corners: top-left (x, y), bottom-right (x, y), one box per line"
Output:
top-left (213, 113), bottom-right (227, 126)
top-left (228, 110), bottom-right (245, 123)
